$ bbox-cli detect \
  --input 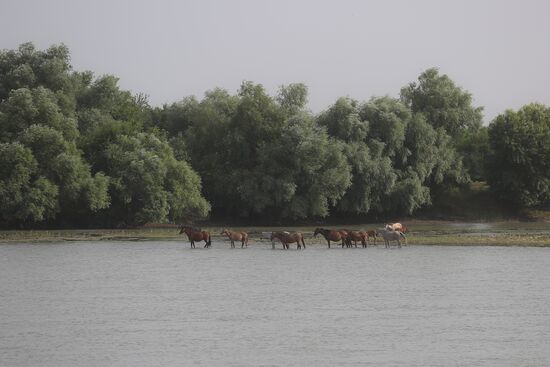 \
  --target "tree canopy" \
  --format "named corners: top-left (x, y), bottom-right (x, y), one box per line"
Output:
top-left (487, 104), bottom-right (550, 208)
top-left (0, 43), bottom-right (209, 227)
top-left (1, 43), bottom-right (545, 227)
